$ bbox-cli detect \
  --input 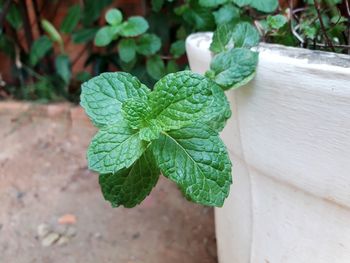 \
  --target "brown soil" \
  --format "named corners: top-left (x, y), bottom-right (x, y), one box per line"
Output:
top-left (0, 102), bottom-right (217, 263)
